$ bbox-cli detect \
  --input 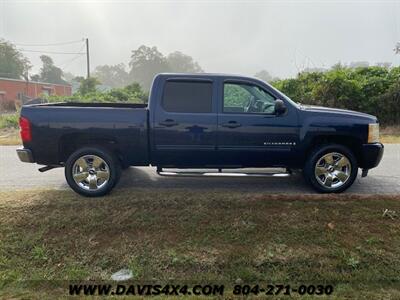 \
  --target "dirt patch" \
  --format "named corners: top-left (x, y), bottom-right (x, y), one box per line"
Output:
top-left (0, 128), bottom-right (21, 145)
